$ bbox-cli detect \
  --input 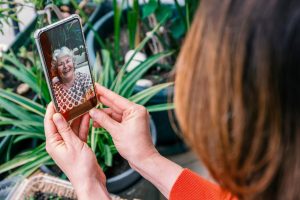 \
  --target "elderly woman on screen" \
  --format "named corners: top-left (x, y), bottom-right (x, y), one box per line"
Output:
top-left (52, 46), bottom-right (93, 113)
